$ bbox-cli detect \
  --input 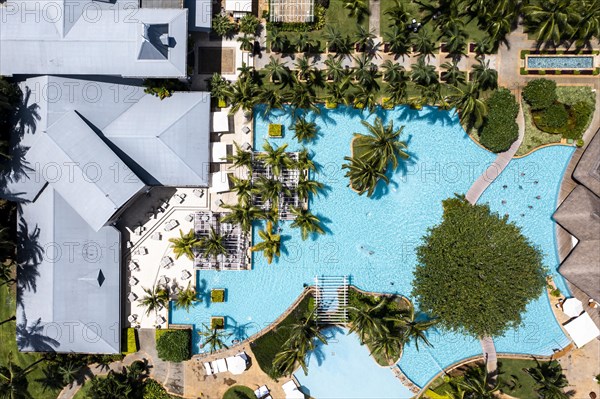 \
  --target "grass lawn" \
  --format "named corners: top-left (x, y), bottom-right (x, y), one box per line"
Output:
top-left (267, 0), bottom-right (368, 53)
top-left (72, 379), bottom-right (95, 399)
top-left (0, 285), bottom-right (61, 399)
top-left (223, 385), bottom-right (255, 399)
top-left (251, 294), bottom-right (314, 376)
top-left (379, 0), bottom-right (487, 43)
top-left (517, 86), bottom-right (596, 156)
